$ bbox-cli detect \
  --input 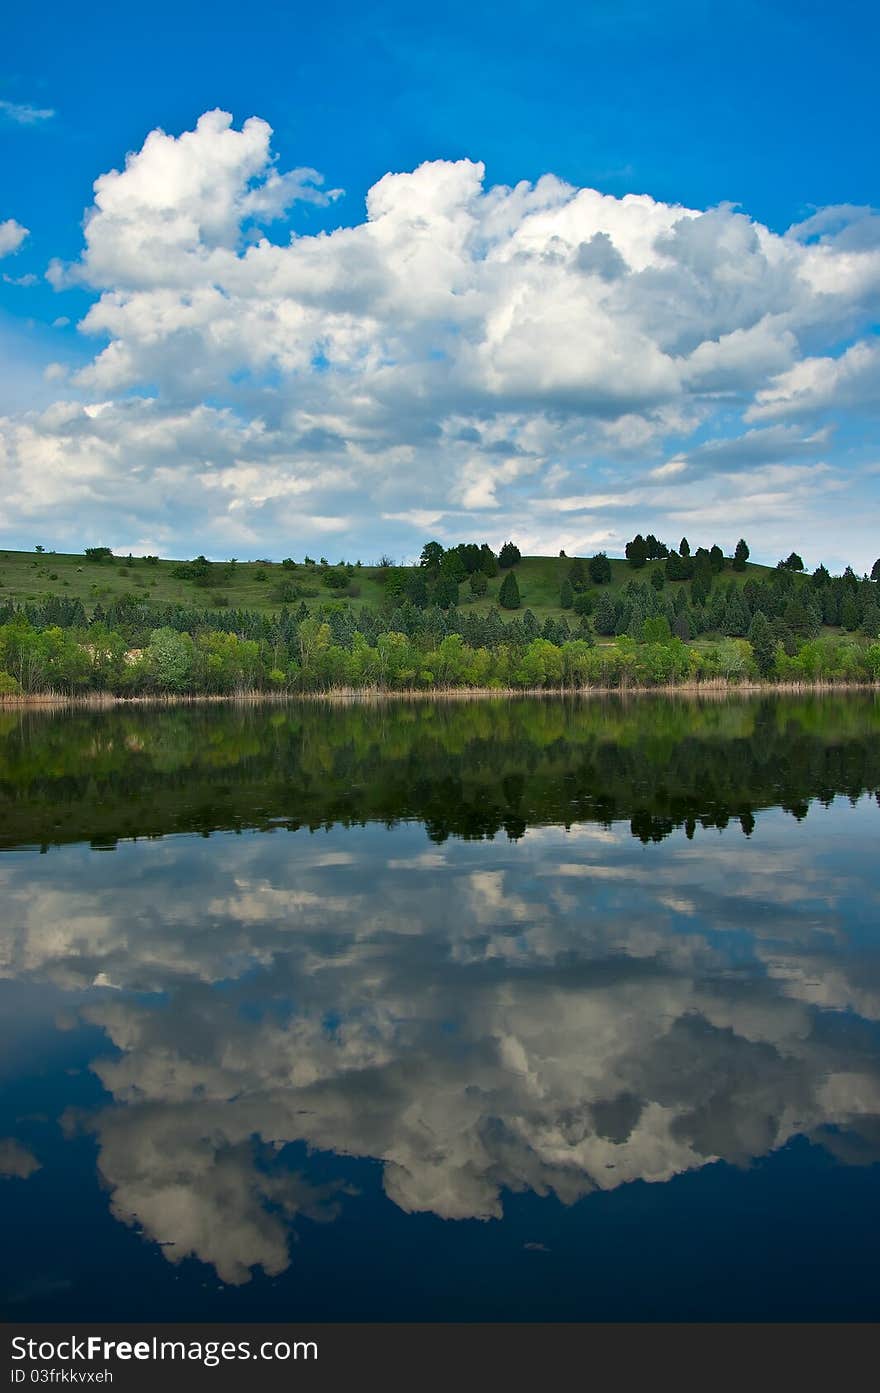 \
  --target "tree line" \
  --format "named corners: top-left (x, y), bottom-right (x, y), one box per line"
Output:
top-left (0, 533), bottom-right (878, 695)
